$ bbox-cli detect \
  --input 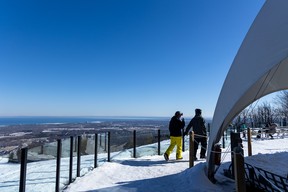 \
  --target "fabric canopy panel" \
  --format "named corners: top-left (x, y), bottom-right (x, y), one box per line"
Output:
top-left (207, 0), bottom-right (288, 179)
